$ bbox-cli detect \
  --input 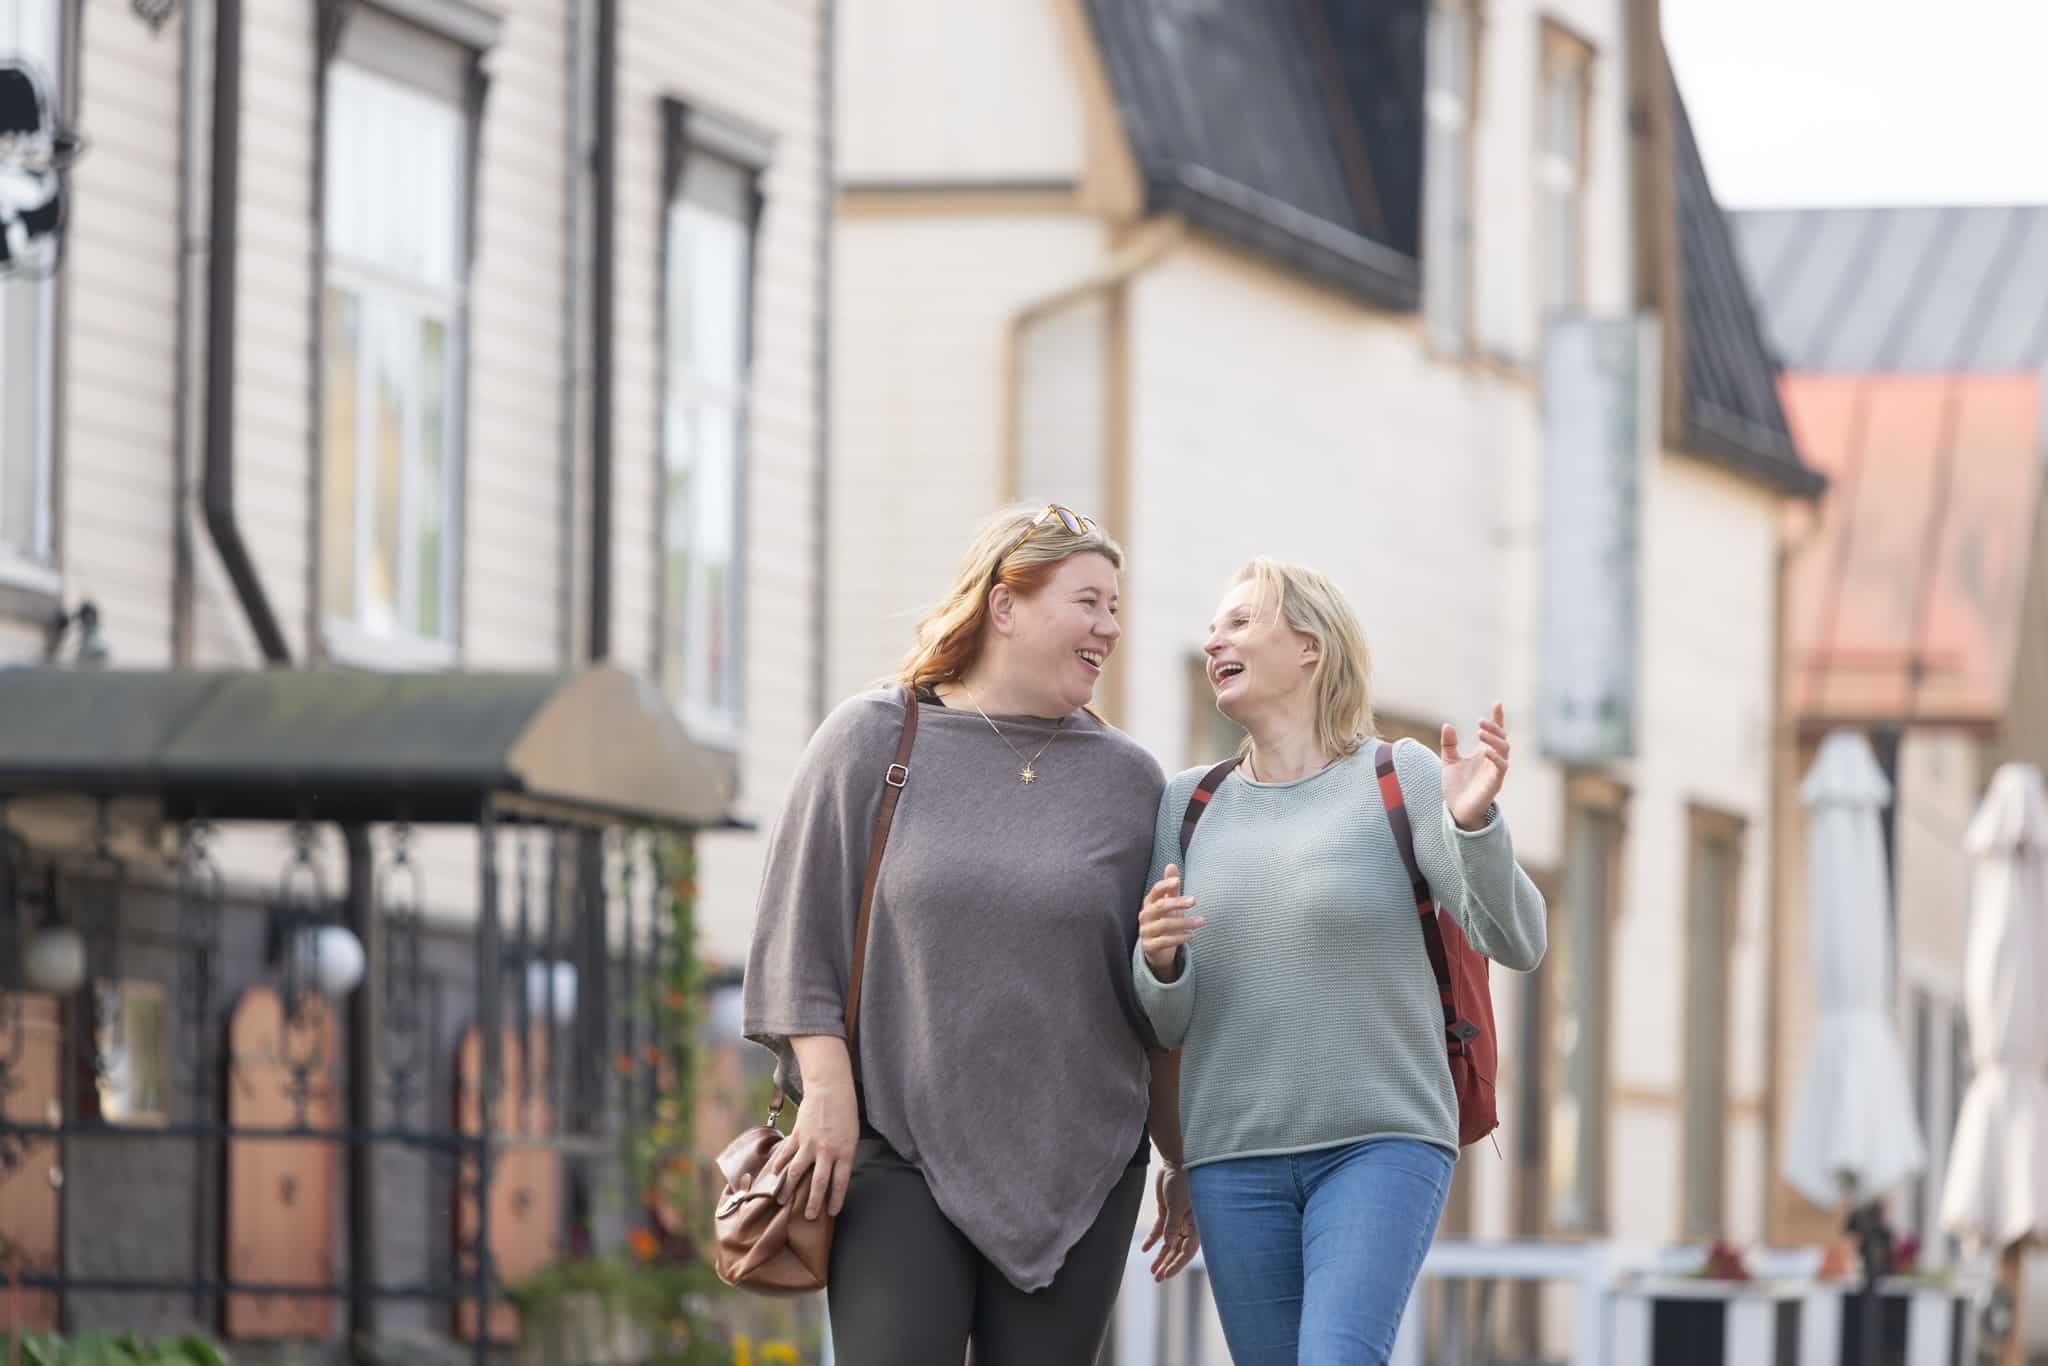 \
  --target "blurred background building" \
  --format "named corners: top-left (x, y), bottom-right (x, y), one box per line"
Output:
top-left (1, 0), bottom-right (2042, 1362)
